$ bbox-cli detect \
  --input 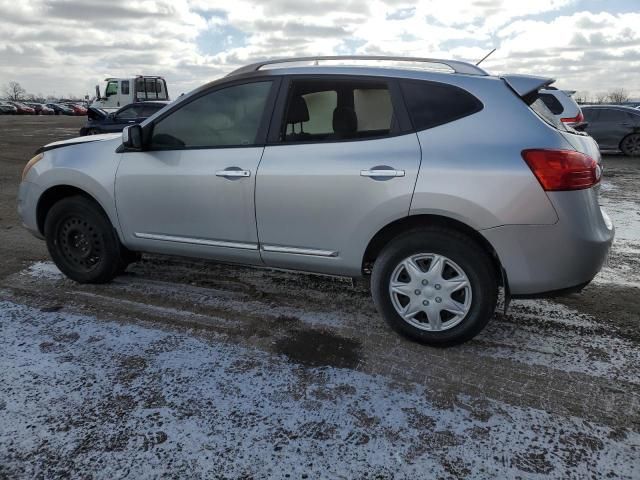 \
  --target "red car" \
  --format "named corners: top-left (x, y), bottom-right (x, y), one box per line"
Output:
top-left (64, 103), bottom-right (87, 116)
top-left (9, 102), bottom-right (35, 115)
